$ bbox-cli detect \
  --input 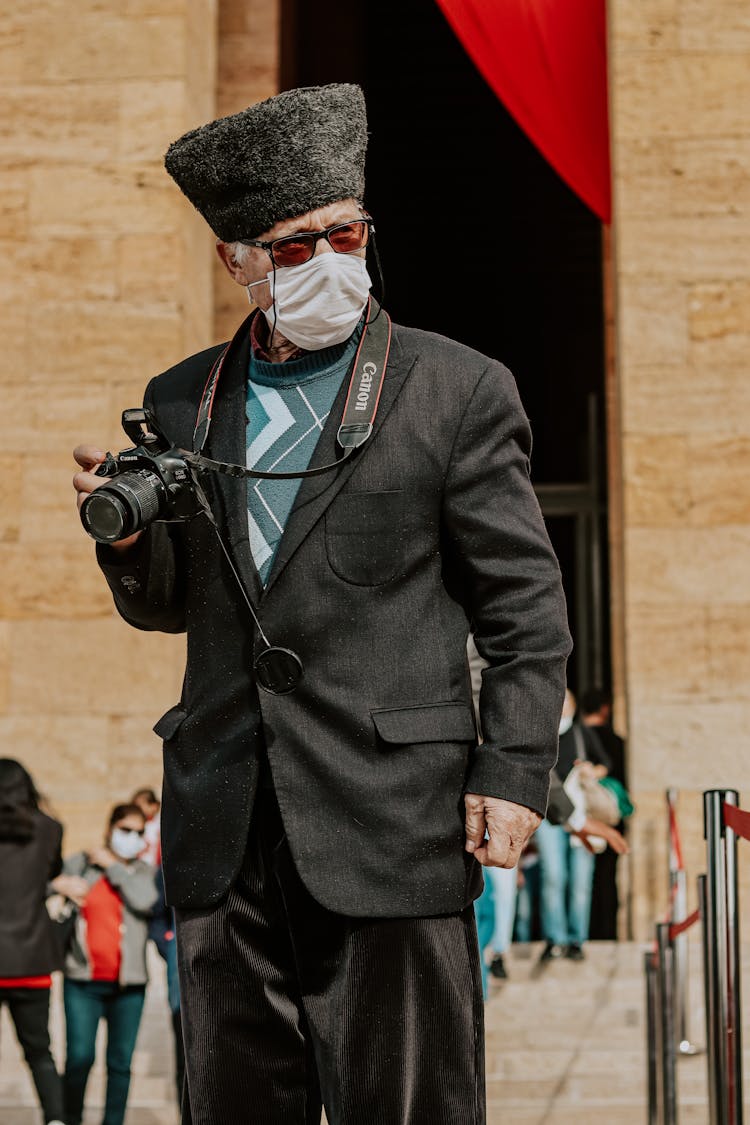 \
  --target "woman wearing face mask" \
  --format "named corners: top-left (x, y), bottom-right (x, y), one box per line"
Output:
top-left (60, 803), bottom-right (158, 1125)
